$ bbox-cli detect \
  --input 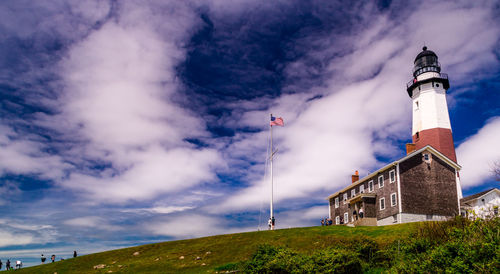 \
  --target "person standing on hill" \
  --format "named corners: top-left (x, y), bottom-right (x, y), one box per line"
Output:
top-left (51, 254), bottom-right (55, 263)
top-left (0, 259), bottom-right (3, 270)
top-left (6, 259), bottom-right (10, 270)
top-left (73, 251), bottom-right (77, 258)
top-left (41, 254), bottom-right (46, 264)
